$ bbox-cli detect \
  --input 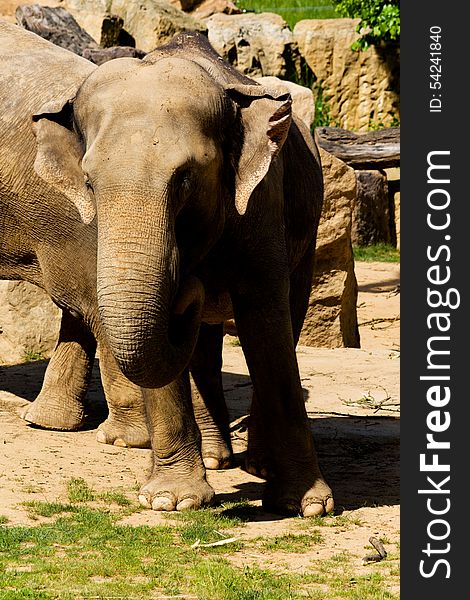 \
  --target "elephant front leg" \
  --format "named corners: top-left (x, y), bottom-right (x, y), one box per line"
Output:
top-left (96, 344), bottom-right (150, 448)
top-left (21, 310), bottom-right (95, 430)
top-left (232, 282), bottom-right (334, 517)
top-left (190, 323), bottom-right (234, 470)
top-left (138, 370), bottom-right (215, 511)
